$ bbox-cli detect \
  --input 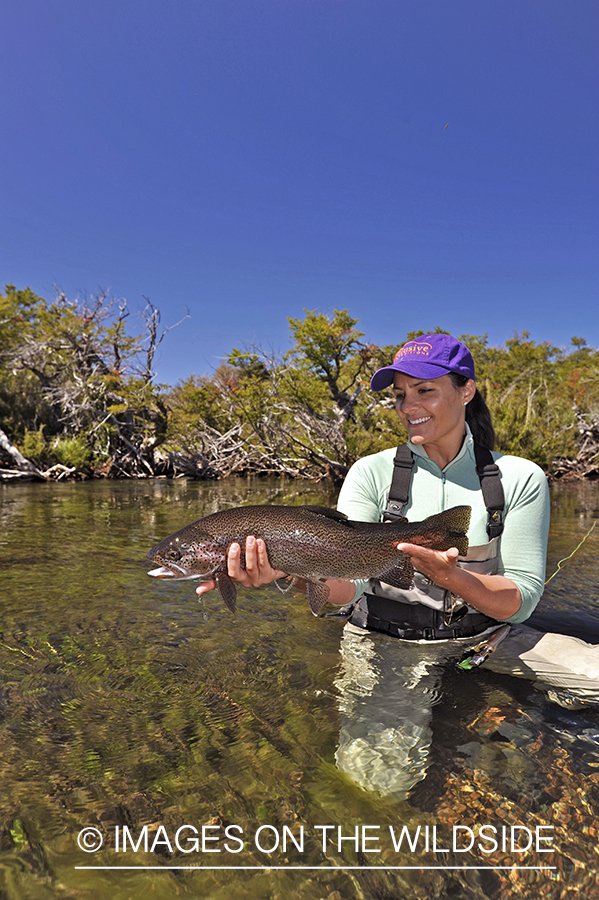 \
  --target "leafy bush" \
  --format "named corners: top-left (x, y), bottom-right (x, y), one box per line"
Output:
top-left (22, 426), bottom-right (48, 464)
top-left (50, 436), bottom-right (92, 470)
top-left (3, 283), bottom-right (599, 478)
